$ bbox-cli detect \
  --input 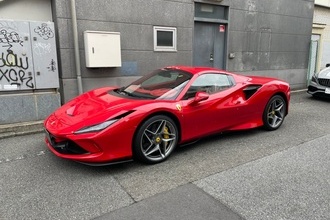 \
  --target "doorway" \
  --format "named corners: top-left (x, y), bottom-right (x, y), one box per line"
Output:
top-left (193, 3), bottom-right (228, 70)
top-left (193, 22), bottom-right (226, 69)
